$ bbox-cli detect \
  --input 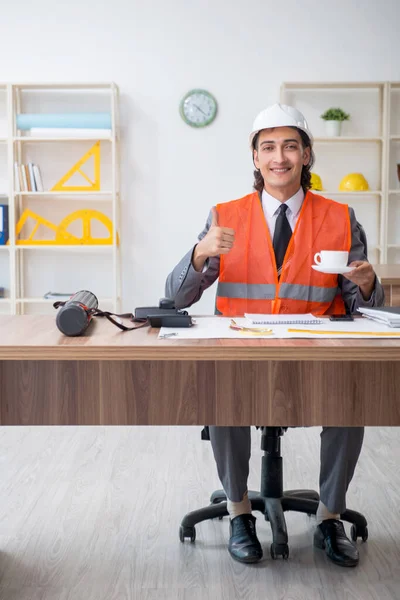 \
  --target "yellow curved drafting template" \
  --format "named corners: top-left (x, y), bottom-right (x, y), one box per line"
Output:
top-left (51, 141), bottom-right (101, 191)
top-left (58, 210), bottom-right (114, 245)
top-left (14, 208), bottom-right (117, 245)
